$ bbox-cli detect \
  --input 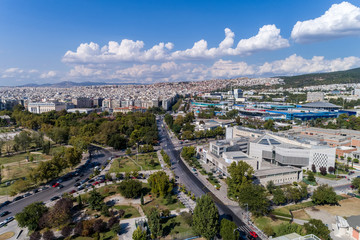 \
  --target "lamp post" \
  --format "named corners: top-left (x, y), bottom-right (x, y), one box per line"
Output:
top-left (244, 203), bottom-right (249, 224)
